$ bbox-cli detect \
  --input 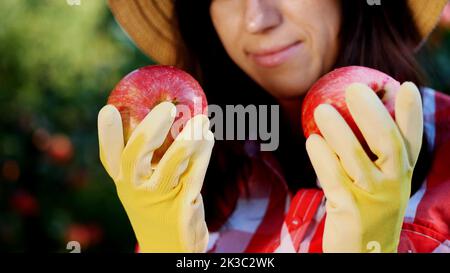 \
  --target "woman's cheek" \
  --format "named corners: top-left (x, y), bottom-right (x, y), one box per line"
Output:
top-left (210, 4), bottom-right (245, 63)
top-left (287, 0), bottom-right (341, 76)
